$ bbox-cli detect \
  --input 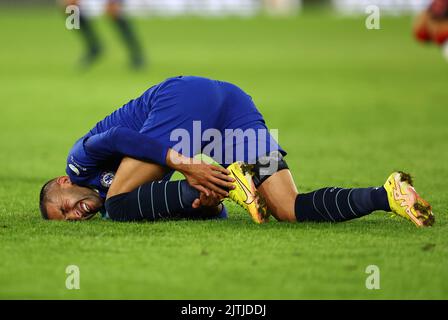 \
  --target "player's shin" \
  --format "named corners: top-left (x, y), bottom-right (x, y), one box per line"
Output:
top-left (294, 187), bottom-right (390, 222)
top-left (105, 180), bottom-right (199, 222)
